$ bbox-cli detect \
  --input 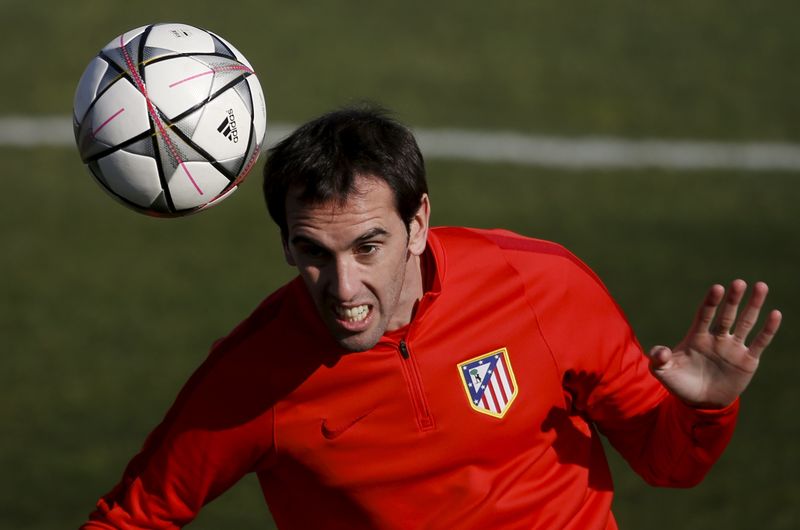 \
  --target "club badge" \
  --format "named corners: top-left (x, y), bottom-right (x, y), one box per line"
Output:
top-left (458, 347), bottom-right (518, 418)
